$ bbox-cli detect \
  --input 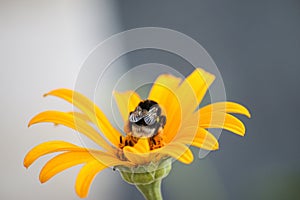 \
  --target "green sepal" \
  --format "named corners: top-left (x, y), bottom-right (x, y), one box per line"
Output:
top-left (117, 159), bottom-right (172, 200)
